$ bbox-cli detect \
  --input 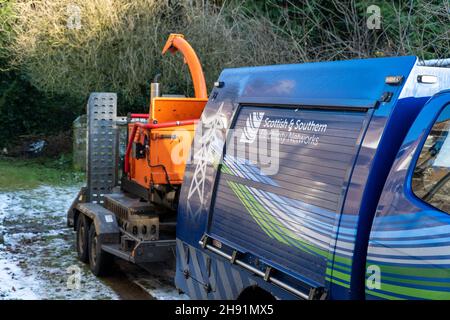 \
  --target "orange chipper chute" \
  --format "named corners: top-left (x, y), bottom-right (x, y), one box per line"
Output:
top-left (125, 34), bottom-right (208, 196)
top-left (162, 33), bottom-right (208, 99)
